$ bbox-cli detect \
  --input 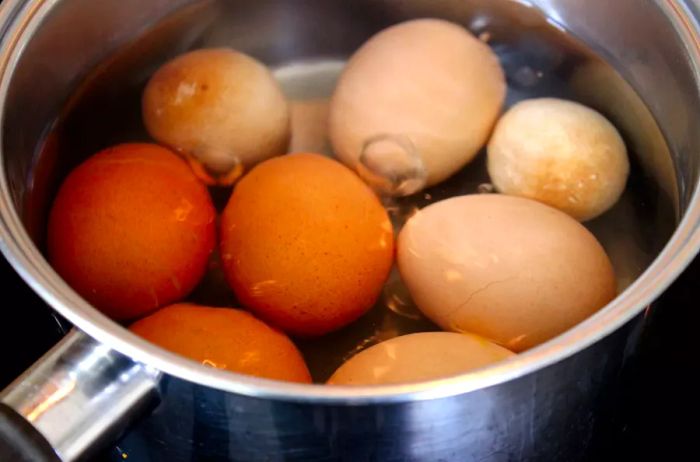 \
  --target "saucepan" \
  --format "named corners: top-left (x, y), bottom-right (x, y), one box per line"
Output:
top-left (0, 0), bottom-right (699, 460)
